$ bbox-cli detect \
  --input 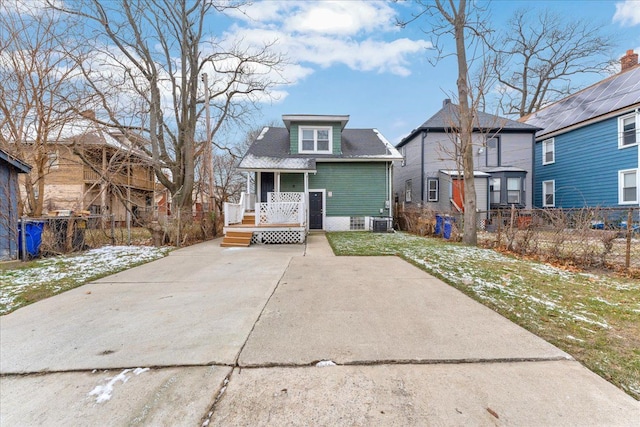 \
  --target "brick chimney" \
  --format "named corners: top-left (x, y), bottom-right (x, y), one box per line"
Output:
top-left (620, 49), bottom-right (638, 72)
top-left (443, 99), bottom-right (451, 107)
